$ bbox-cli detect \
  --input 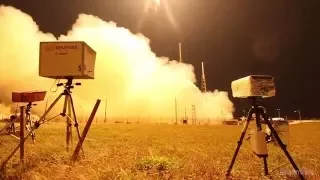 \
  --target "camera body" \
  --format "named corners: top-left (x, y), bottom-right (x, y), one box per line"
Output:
top-left (231, 75), bottom-right (276, 98)
top-left (39, 41), bottom-right (96, 79)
